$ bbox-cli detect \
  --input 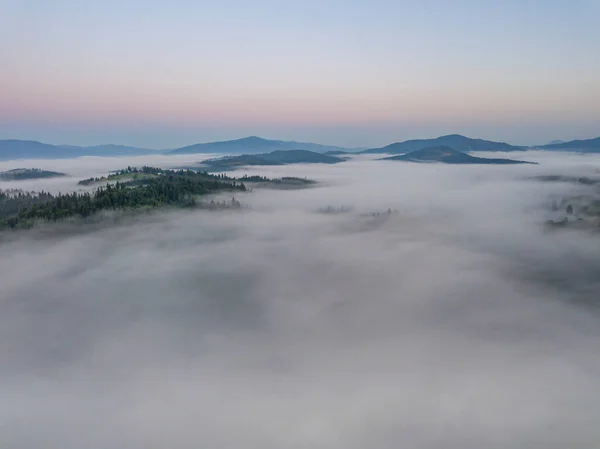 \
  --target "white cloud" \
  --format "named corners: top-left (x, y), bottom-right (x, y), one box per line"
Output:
top-left (1, 152), bottom-right (600, 448)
